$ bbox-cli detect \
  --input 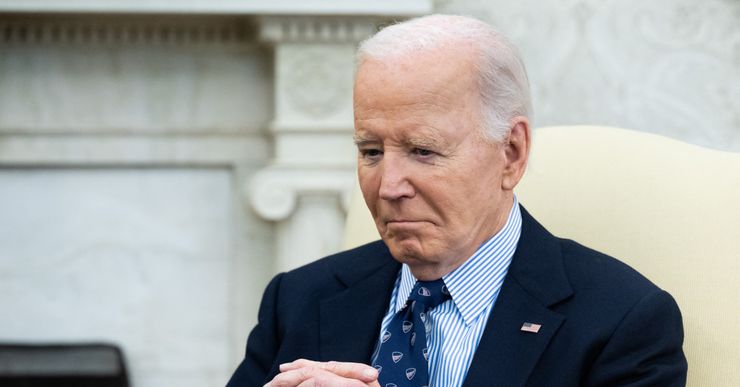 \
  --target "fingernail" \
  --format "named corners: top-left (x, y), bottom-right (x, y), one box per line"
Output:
top-left (278, 362), bottom-right (291, 371)
top-left (363, 368), bottom-right (378, 379)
